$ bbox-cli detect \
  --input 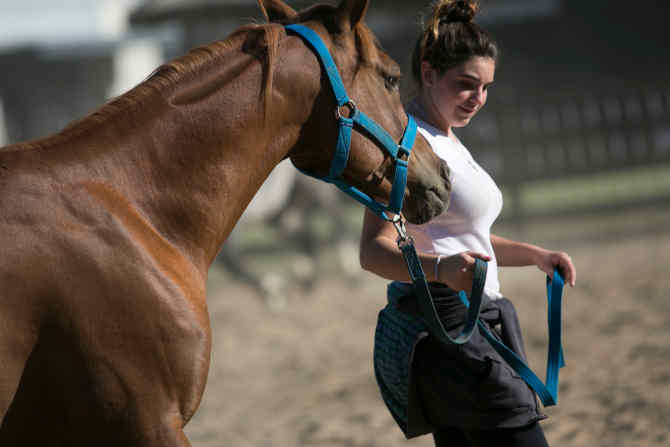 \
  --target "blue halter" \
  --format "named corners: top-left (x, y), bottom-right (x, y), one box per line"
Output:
top-left (285, 24), bottom-right (417, 222)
